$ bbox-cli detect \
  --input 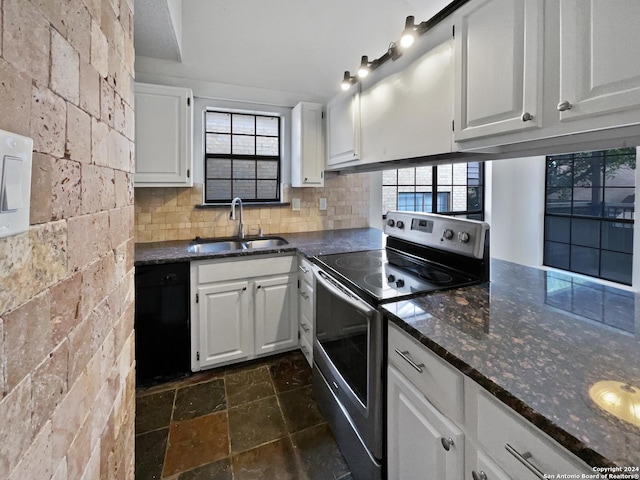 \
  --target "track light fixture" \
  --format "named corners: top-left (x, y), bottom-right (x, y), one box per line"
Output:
top-left (400, 15), bottom-right (417, 48)
top-left (357, 55), bottom-right (371, 79)
top-left (341, 71), bottom-right (355, 91)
